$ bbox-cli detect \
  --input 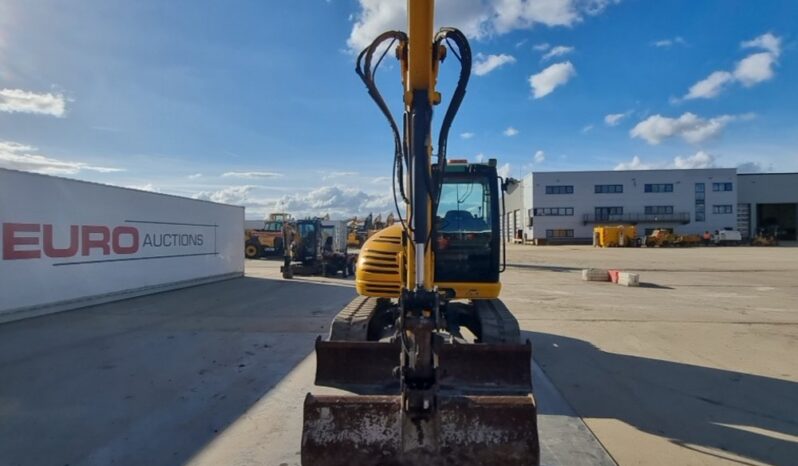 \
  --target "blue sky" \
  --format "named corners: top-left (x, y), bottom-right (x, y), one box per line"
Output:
top-left (1, 0), bottom-right (796, 218)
